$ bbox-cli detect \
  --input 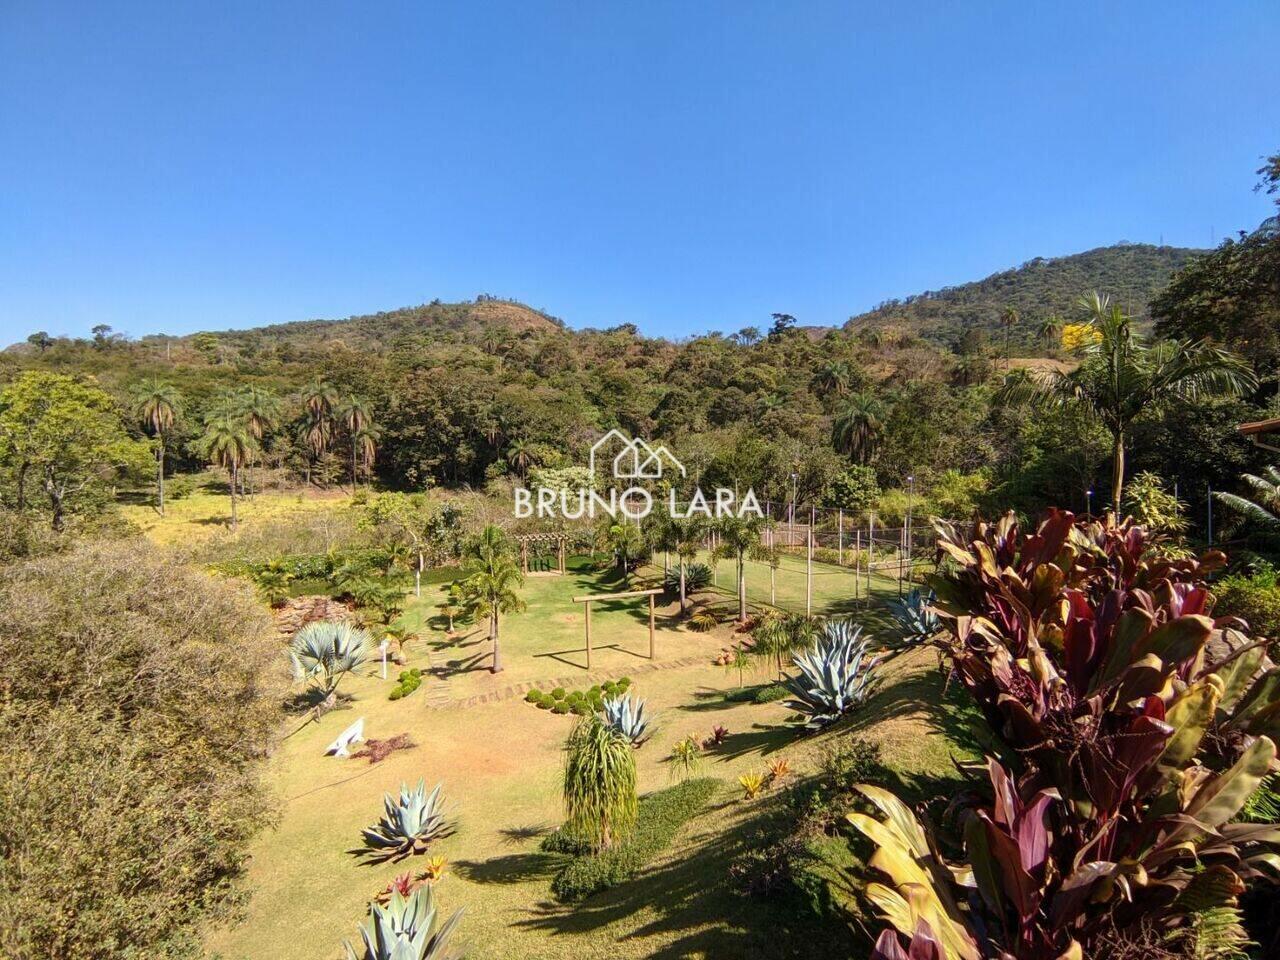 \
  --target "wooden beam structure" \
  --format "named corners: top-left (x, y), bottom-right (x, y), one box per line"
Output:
top-left (570, 588), bottom-right (663, 669)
